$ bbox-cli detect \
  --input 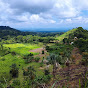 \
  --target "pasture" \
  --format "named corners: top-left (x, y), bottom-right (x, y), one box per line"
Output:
top-left (3, 43), bottom-right (42, 55)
